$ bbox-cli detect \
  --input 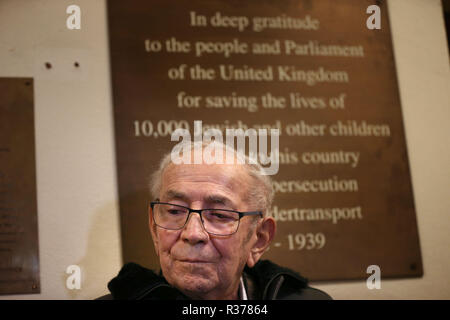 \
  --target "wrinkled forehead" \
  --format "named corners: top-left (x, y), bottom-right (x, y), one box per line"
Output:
top-left (160, 162), bottom-right (251, 203)
top-left (178, 143), bottom-right (247, 164)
